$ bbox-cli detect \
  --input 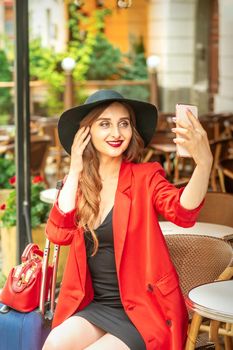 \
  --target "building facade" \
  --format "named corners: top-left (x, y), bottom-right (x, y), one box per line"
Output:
top-left (147, 0), bottom-right (233, 113)
top-left (0, 0), bottom-right (66, 52)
